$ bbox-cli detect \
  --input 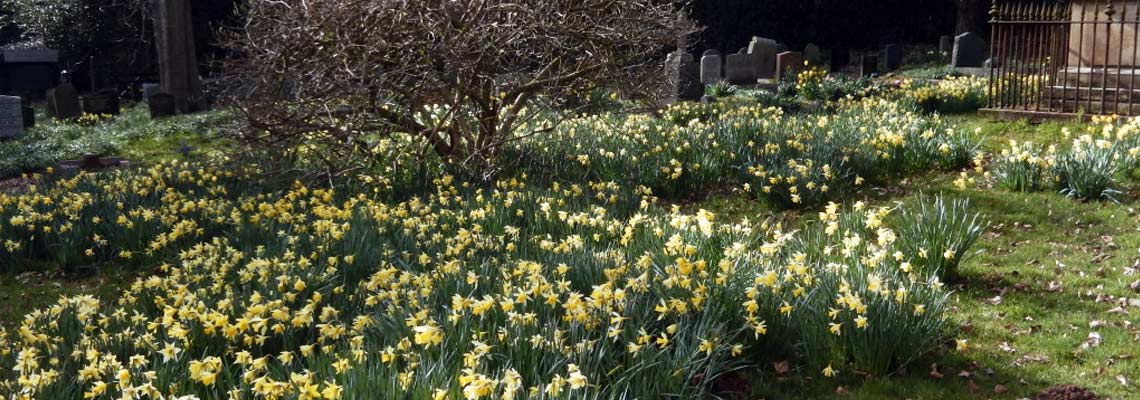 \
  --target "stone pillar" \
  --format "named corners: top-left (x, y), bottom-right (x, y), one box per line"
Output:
top-left (153, 0), bottom-right (203, 114)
